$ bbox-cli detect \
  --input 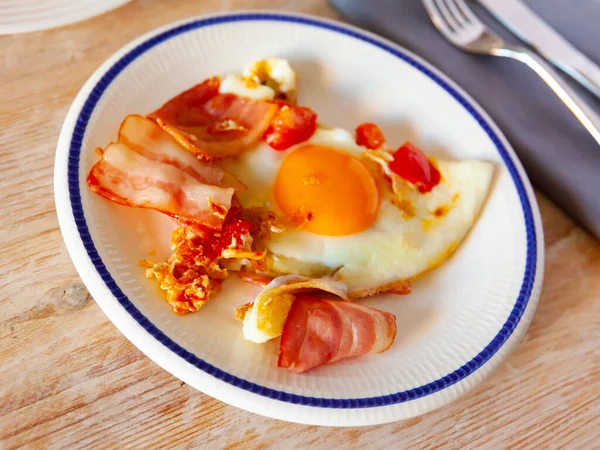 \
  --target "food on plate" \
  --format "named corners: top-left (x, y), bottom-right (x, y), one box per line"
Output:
top-left (235, 274), bottom-right (349, 344)
top-left (221, 121), bottom-right (492, 296)
top-left (87, 115), bottom-right (242, 231)
top-left (221, 57), bottom-right (298, 104)
top-left (278, 296), bottom-right (397, 373)
top-left (140, 219), bottom-right (264, 314)
top-left (149, 77), bottom-right (279, 160)
top-left (87, 58), bottom-right (493, 372)
top-left (355, 122), bottom-right (386, 149)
